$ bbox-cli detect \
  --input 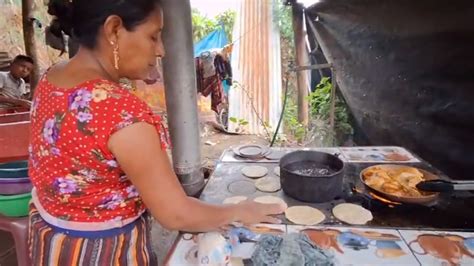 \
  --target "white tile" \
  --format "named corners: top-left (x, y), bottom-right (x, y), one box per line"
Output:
top-left (288, 225), bottom-right (420, 265)
top-left (340, 146), bottom-right (420, 163)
